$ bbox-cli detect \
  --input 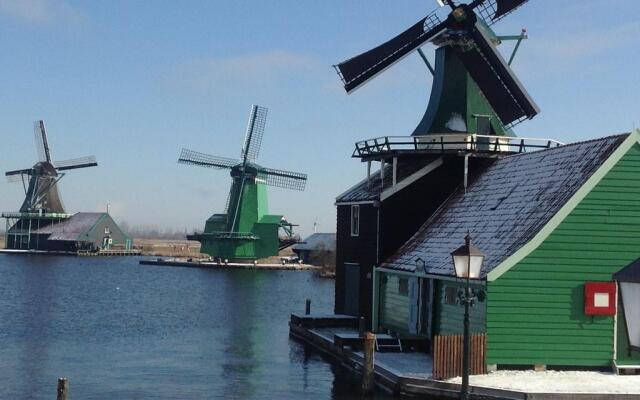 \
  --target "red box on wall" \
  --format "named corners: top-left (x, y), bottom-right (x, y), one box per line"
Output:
top-left (584, 282), bottom-right (617, 316)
